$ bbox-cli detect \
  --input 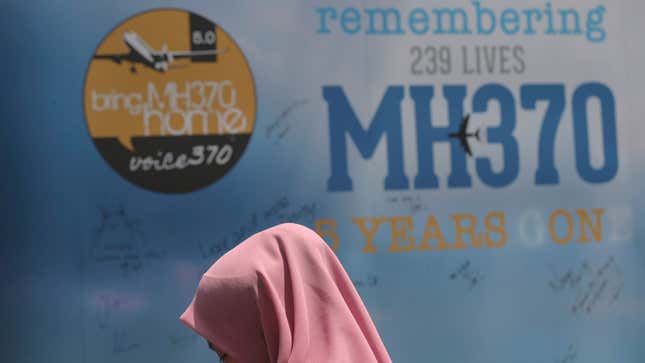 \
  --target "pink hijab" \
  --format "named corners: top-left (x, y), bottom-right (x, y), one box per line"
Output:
top-left (180, 223), bottom-right (392, 363)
